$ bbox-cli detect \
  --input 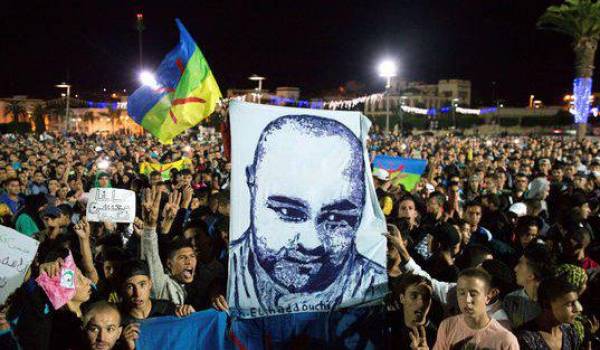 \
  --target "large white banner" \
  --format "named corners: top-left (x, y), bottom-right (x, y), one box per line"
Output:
top-left (227, 102), bottom-right (387, 319)
top-left (0, 225), bottom-right (39, 304)
top-left (86, 188), bottom-right (136, 223)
